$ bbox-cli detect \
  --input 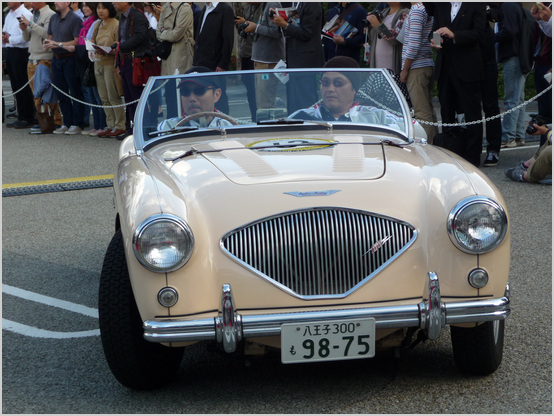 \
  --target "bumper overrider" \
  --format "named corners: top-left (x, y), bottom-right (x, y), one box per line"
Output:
top-left (143, 272), bottom-right (511, 353)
